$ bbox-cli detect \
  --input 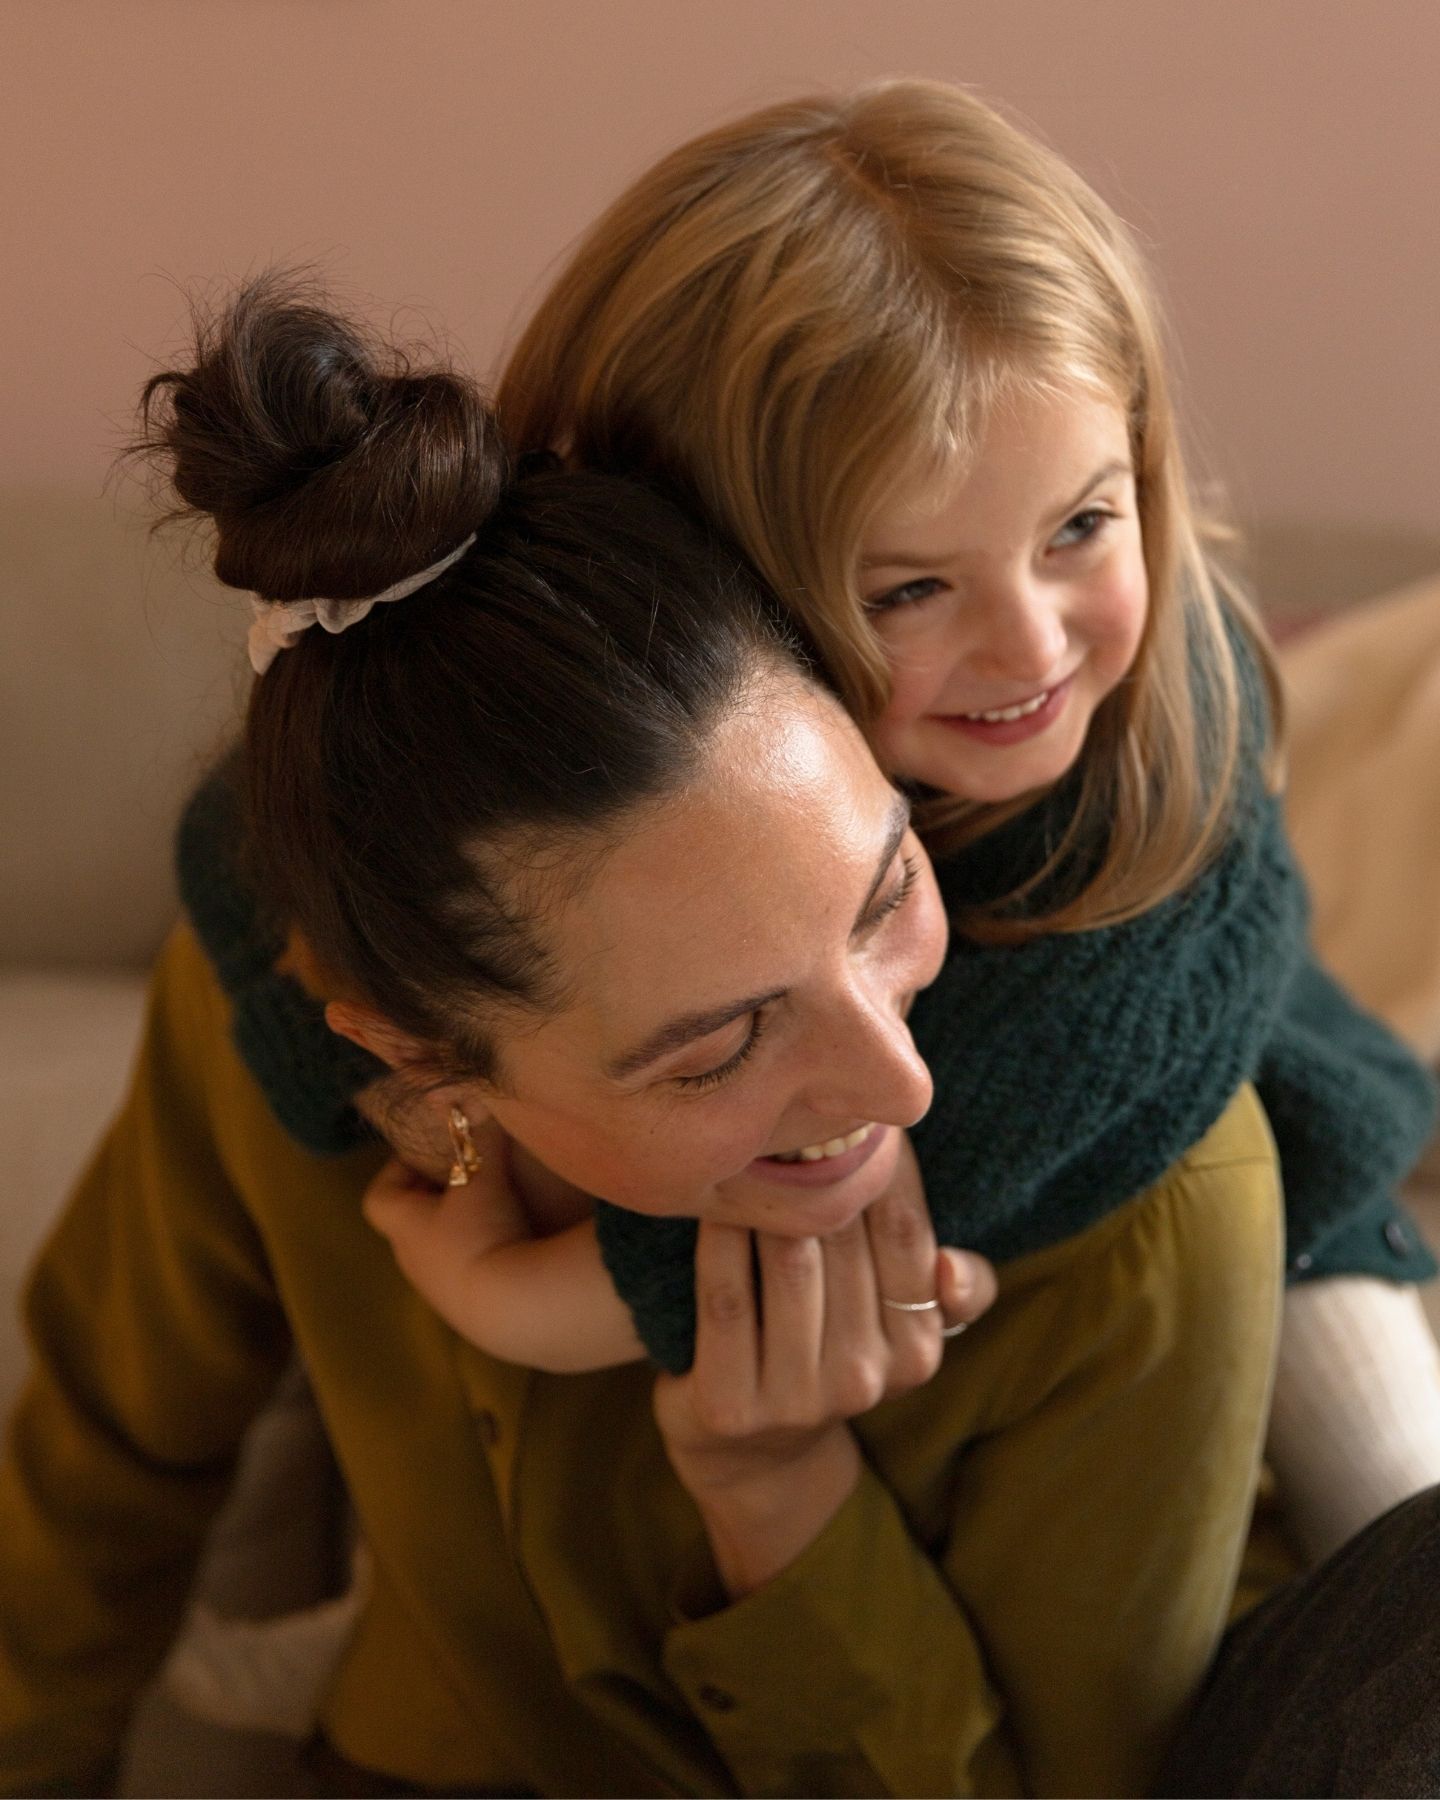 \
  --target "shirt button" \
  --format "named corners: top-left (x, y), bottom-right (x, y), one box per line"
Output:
top-left (697, 1684), bottom-right (738, 1713)
top-left (1291, 1252), bottom-right (1314, 1274)
top-left (474, 1409), bottom-right (500, 1448)
top-left (1384, 1220), bottom-right (1411, 1256)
